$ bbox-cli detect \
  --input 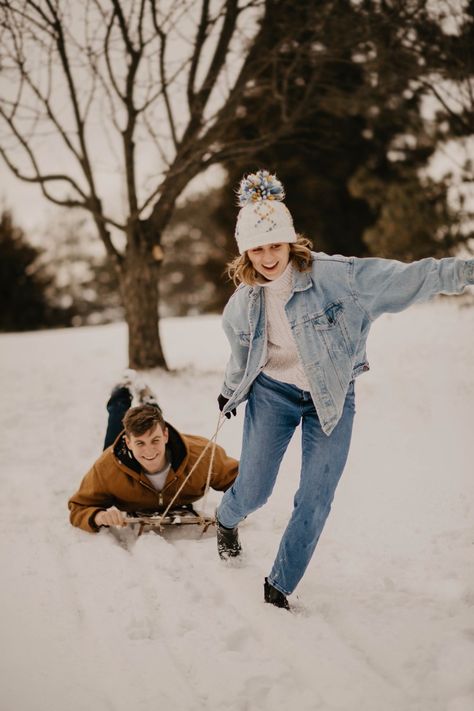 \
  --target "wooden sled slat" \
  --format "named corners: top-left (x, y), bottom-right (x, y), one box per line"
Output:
top-left (125, 509), bottom-right (215, 534)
